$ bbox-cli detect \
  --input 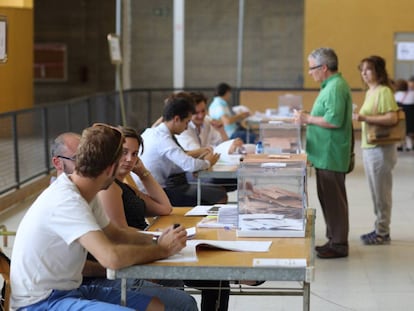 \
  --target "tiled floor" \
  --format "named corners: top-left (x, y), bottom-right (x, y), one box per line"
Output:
top-left (1, 141), bottom-right (413, 311)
